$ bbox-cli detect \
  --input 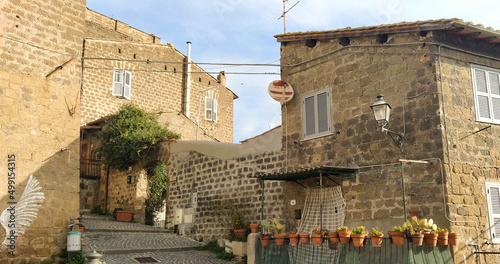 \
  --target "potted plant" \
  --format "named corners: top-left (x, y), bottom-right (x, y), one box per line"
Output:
top-left (299, 232), bottom-right (310, 244)
top-left (388, 226), bottom-right (405, 245)
top-left (250, 222), bottom-right (260, 233)
top-left (370, 227), bottom-right (384, 247)
top-left (289, 228), bottom-right (300, 246)
top-left (423, 220), bottom-right (438, 246)
top-left (259, 220), bottom-right (274, 247)
top-left (233, 217), bottom-right (248, 239)
top-left (328, 230), bottom-right (339, 250)
top-left (403, 216), bottom-right (429, 246)
top-left (337, 226), bottom-right (351, 244)
top-left (273, 218), bottom-right (286, 246)
top-left (117, 210), bottom-right (133, 222)
top-left (351, 226), bottom-right (366, 247)
top-left (448, 232), bottom-right (460, 246)
top-left (437, 227), bottom-right (449, 246)
top-left (311, 226), bottom-right (327, 246)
